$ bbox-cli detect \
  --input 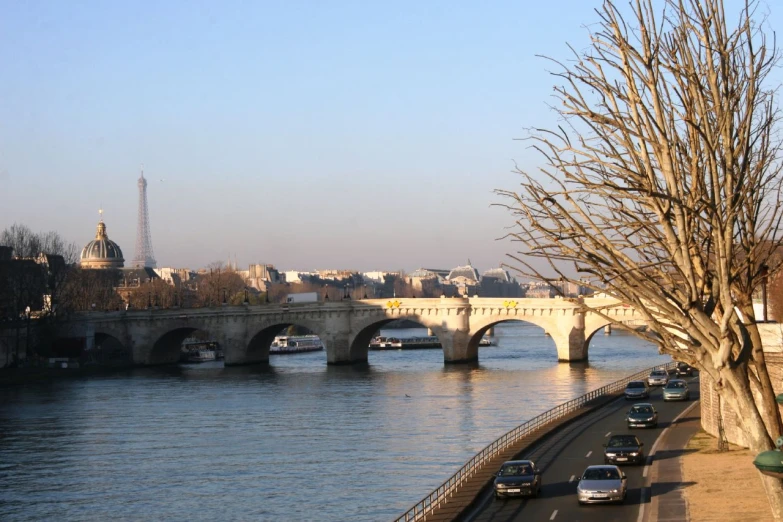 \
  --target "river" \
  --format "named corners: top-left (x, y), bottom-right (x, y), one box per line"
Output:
top-left (0, 322), bottom-right (670, 521)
